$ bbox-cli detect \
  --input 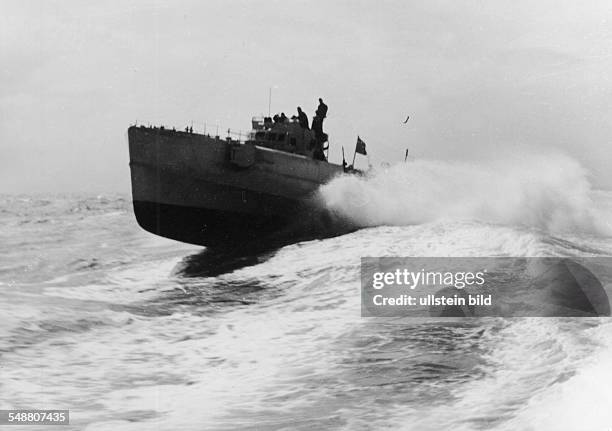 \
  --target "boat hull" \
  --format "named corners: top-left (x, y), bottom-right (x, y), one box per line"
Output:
top-left (128, 126), bottom-right (348, 247)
